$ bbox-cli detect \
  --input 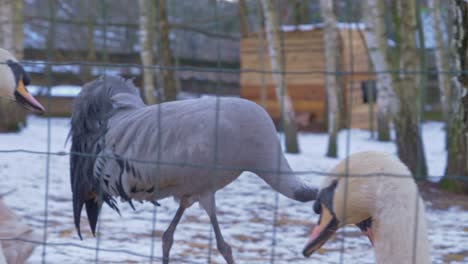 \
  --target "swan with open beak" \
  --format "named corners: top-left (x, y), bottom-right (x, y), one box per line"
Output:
top-left (0, 48), bottom-right (45, 113)
top-left (303, 151), bottom-right (430, 264)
